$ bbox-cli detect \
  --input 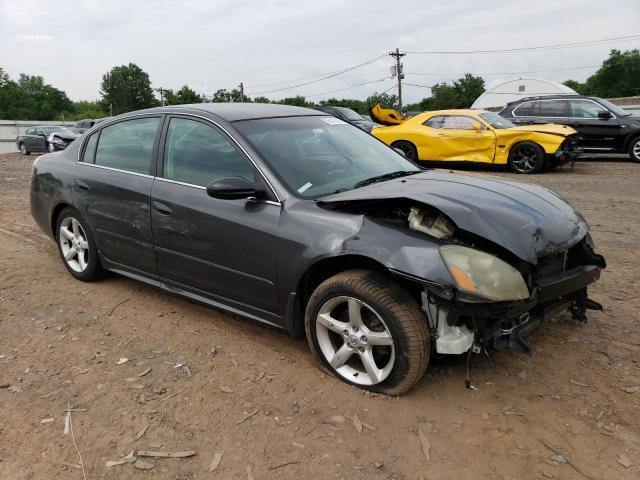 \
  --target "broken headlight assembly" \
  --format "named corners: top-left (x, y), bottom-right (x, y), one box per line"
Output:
top-left (439, 245), bottom-right (529, 302)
